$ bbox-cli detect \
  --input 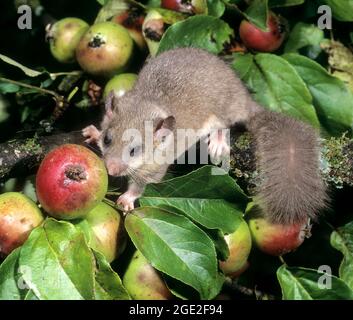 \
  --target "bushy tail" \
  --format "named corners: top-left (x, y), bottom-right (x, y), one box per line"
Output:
top-left (248, 110), bottom-right (328, 225)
